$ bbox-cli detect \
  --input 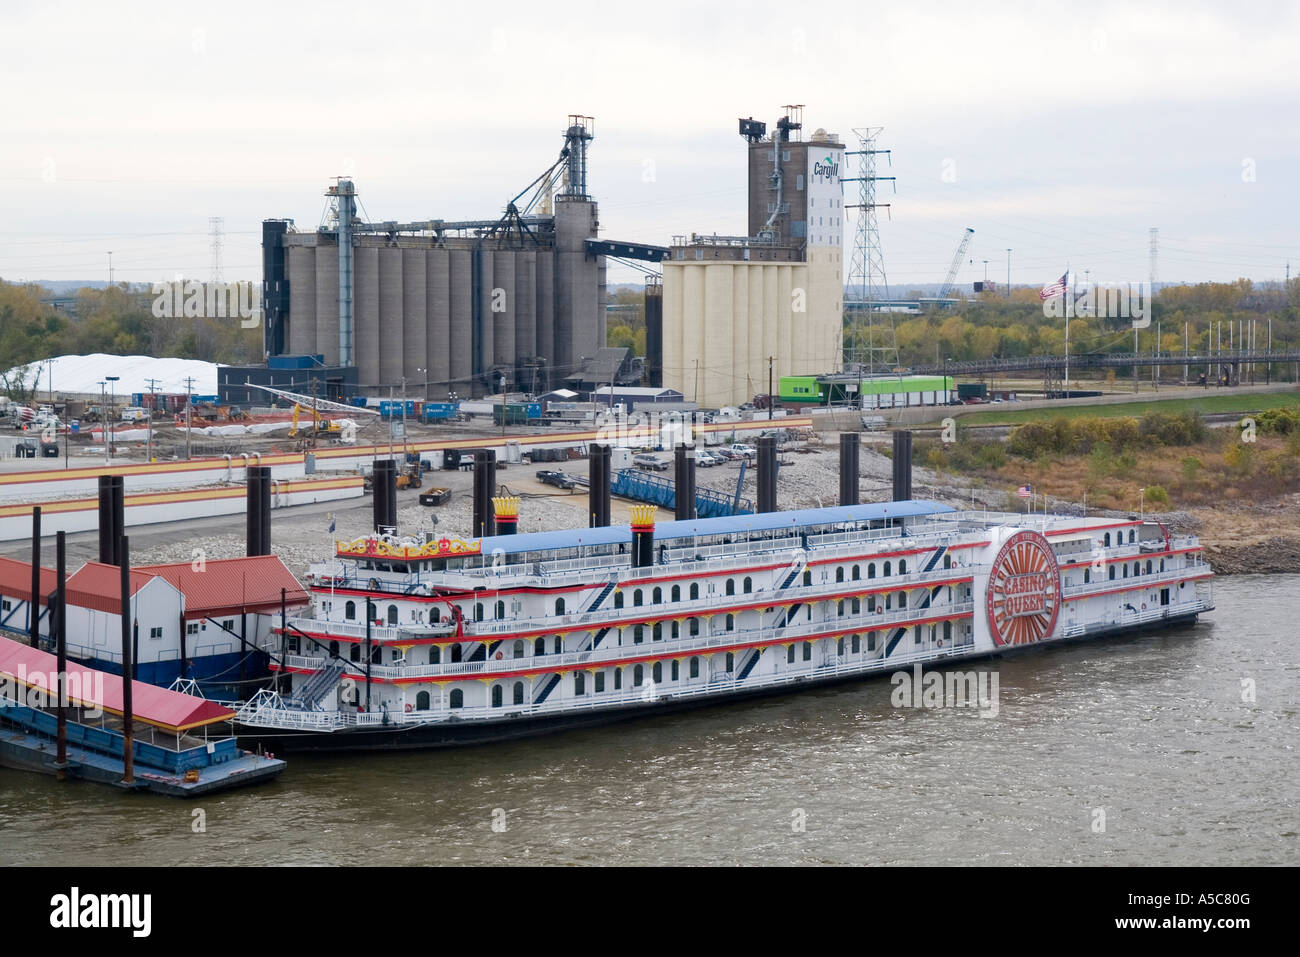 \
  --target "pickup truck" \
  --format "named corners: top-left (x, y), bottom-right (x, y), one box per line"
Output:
top-left (728, 443), bottom-right (758, 460)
